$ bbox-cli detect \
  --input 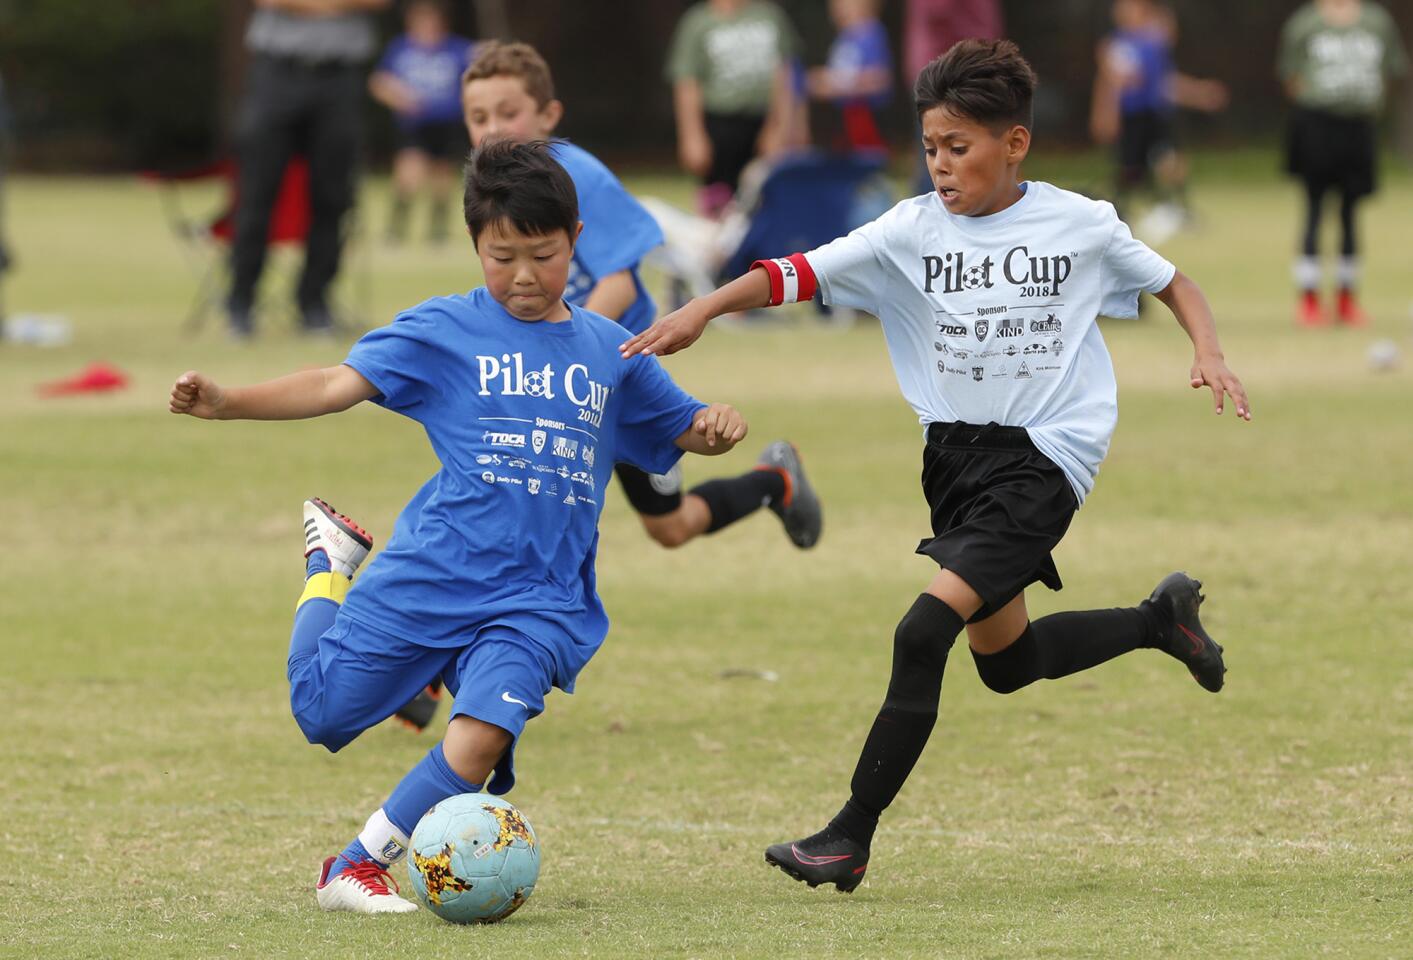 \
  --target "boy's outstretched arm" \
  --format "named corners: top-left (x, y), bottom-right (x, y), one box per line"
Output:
top-left (168, 364), bottom-right (378, 421)
top-left (675, 402), bottom-right (748, 455)
top-left (620, 267), bottom-right (772, 358)
top-left (1153, 271), bottom-right (1251, 421)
